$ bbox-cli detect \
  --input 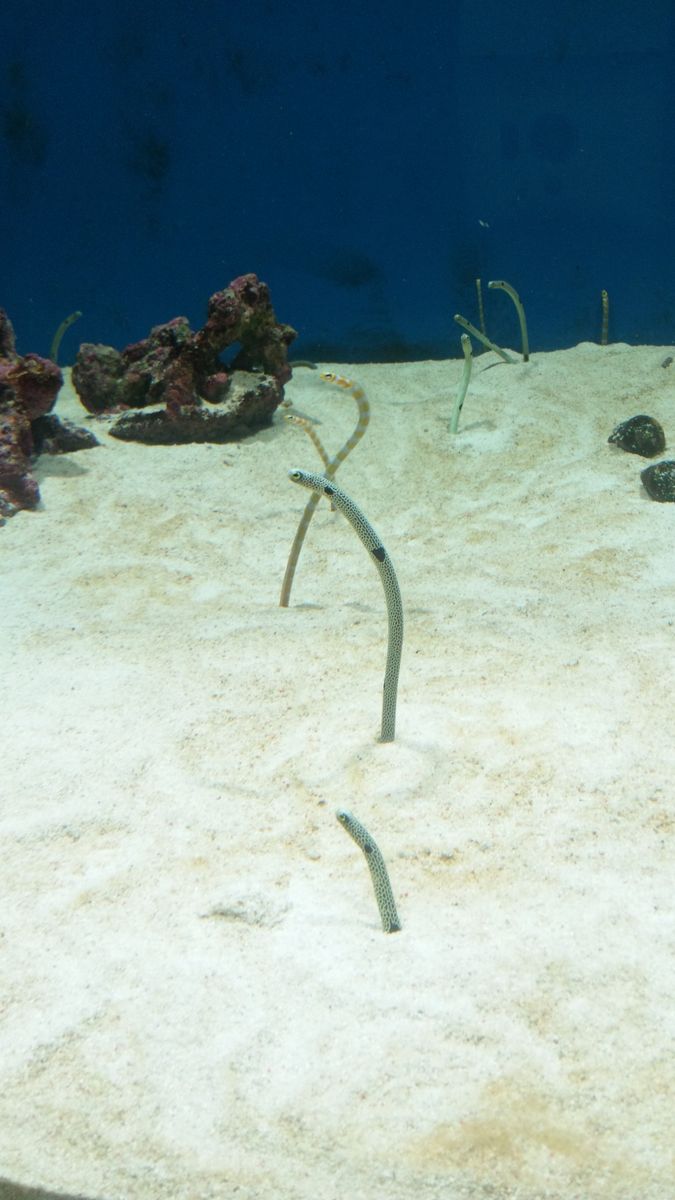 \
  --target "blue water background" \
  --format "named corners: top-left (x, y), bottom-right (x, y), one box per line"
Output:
top-left (1, 0), bottom-right (674, 361)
